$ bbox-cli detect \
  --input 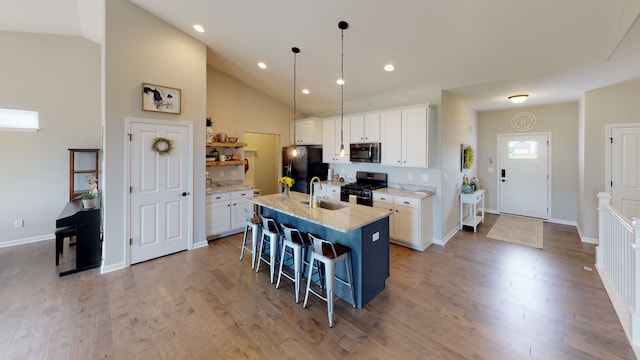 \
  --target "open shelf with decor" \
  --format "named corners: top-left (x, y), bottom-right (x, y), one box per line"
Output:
top-left (206, 142), bottom-right (246, 166)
